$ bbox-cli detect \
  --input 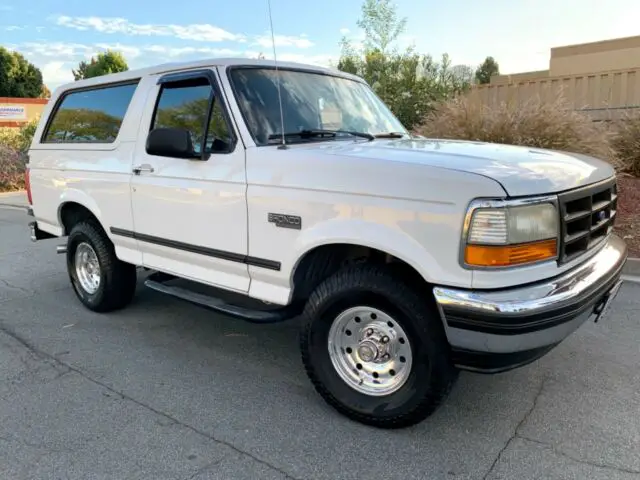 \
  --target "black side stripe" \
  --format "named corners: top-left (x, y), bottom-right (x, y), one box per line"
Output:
top-left (110, 227), bottom-right (281, 271)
